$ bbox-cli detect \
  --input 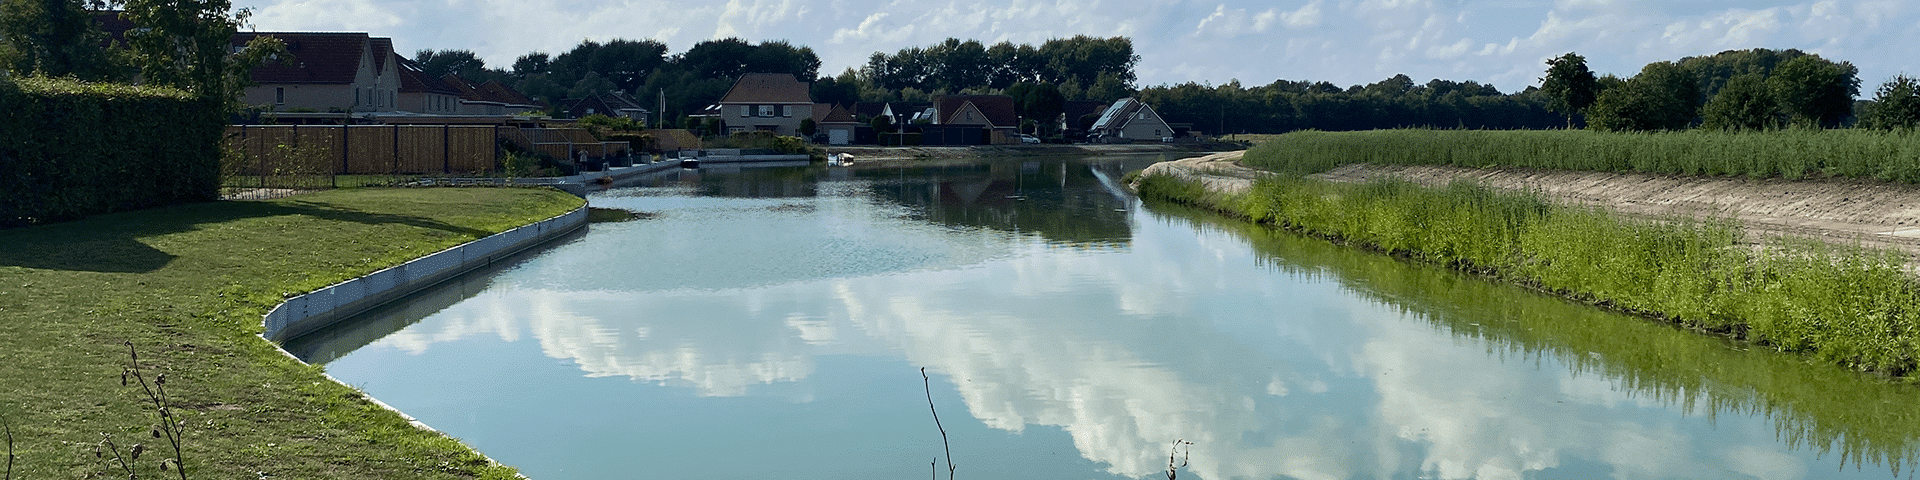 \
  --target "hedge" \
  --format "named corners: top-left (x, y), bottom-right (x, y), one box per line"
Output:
top-left (1, 76), bottom-right (224, 228)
